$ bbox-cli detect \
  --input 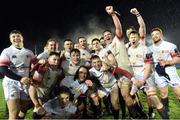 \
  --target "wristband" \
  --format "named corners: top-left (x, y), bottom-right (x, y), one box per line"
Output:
top-left (136, 13), bottom-right (141, 17)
